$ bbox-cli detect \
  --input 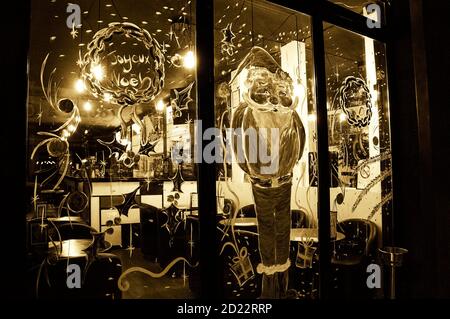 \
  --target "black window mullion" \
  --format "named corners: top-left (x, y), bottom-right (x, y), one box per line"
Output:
top-left (312, 15), bottom-right (332, 300)
top-left (195, 0), bottom-right (220, 299)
